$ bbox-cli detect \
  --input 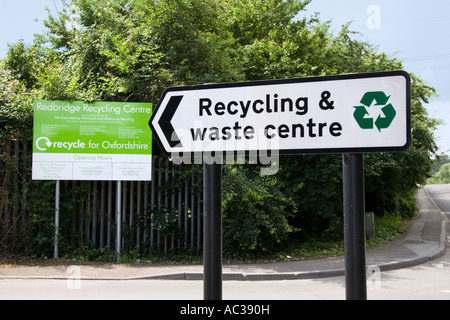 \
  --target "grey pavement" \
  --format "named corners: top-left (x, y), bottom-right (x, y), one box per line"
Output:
top-left (0, 187), bottom-right (448, 281)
